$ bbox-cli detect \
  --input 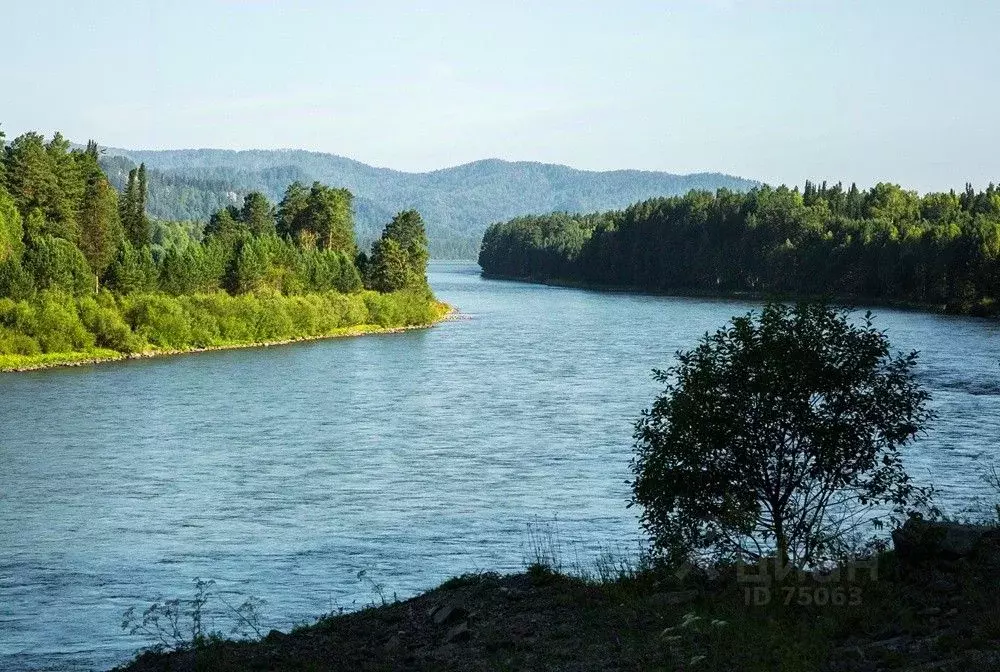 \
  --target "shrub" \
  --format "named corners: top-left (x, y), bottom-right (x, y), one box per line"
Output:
top-left (124, 294), bottom-right (192, 349)
top-left (630, 302), bottom-right (934, 568)
top-left (32, 292), bottom-right (94, 353)
top-left (77, 294), bottom-right (144, 353)
top-left (0, 327), bottom-right (41, 355)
